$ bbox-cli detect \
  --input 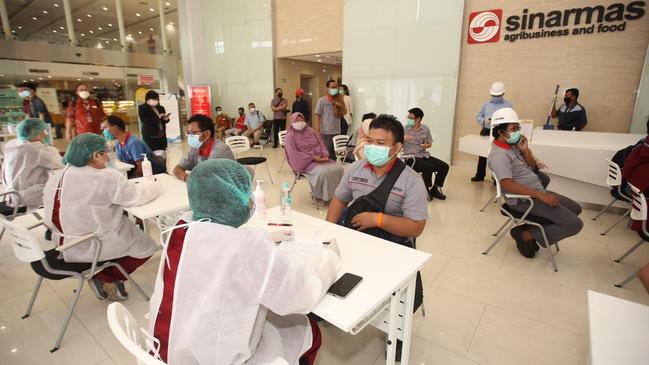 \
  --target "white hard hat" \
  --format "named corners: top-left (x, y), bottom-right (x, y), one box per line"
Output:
top-left (490, 107), bottom-right (520, 127)
top-left (490, 82), bottom-right (506, 96)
